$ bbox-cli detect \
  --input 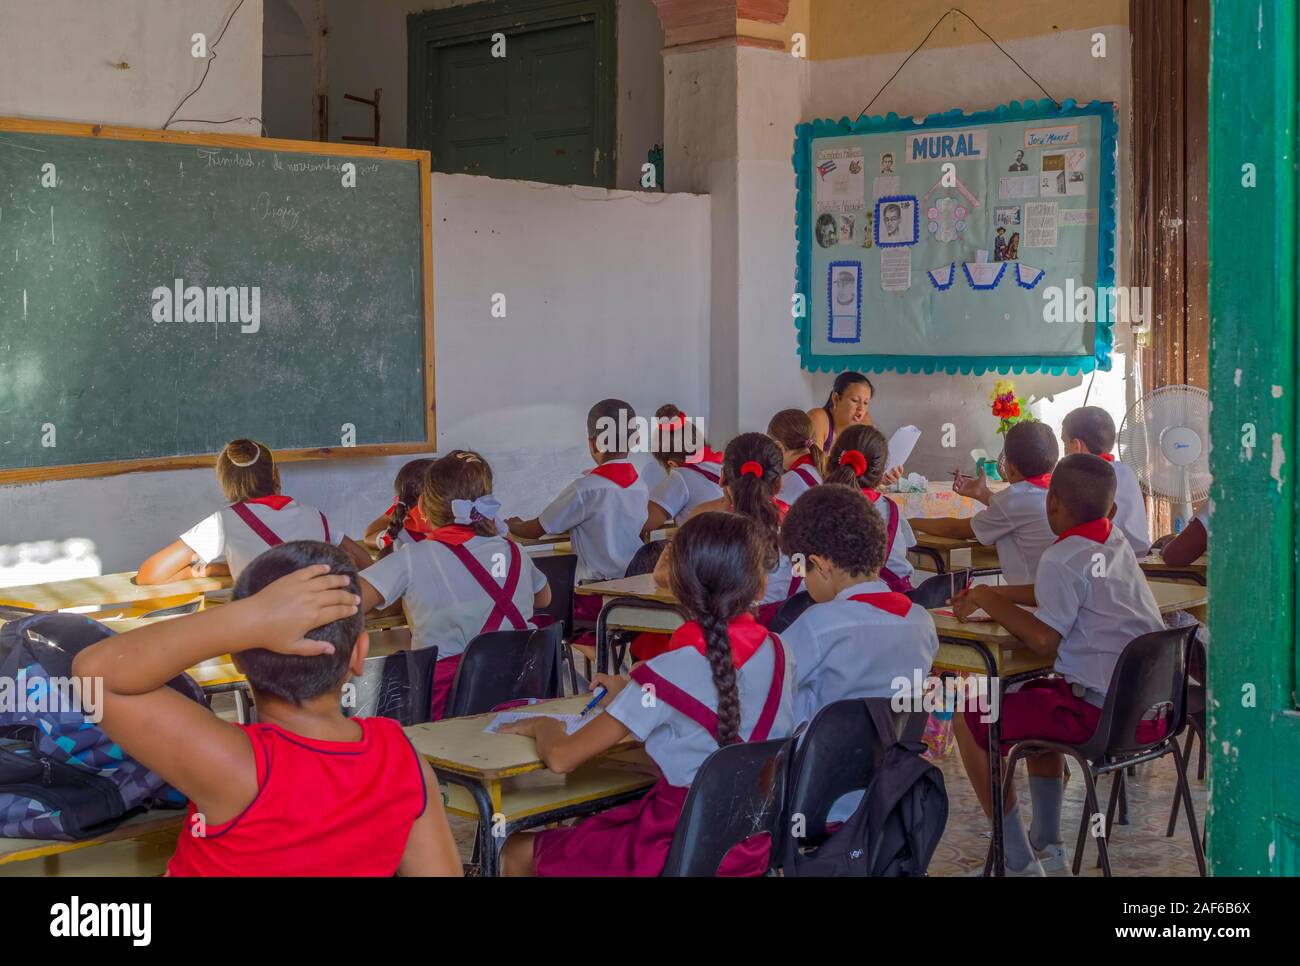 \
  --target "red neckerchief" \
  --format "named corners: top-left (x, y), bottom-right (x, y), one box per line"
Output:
top-left (1098, 453), bottom-right (1116, 462)
top-left (384, 502), bottom-right (436, 540)
top-left (245, 495), bottom-right (293, 510)
top-left (1022, 473), bottom-right (1052, 490)
top-left (790, 454), bottom-right (816, 472)
top-left (861, 487), bottom-right (881, 502)
top-left (666, 613), bottom-right (769, 669)
top-left (688, 447), bottom-right (724, 467)
top-left (589, 461), bottom-right (639, 488)
top-left (1055, 518), bottom-right (1113, 544)
top-left (428, 524), bottom-right (480, 547)
top-left (774, 498), bottom-right (789, 522)
top-left (847, 592), bottom-right (913, 617)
